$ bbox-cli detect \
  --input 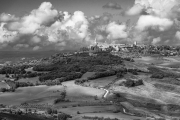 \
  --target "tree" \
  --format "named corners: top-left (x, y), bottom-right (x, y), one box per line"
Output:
top-left (58, 113), bottom-right (71, 120)
top-left (46, 108), bottom-right (53, 114)
top-left (0, 88), bottom-right (7, 92)
top-left (116, 72), bottom-right (123, 78)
